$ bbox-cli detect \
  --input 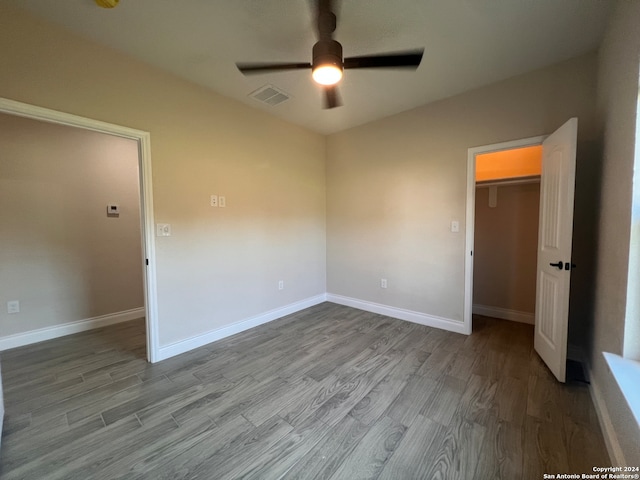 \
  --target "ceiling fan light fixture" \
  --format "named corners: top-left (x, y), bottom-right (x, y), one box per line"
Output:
top-left (312, 64), bottom-right (343, 86)
top-left (236, 3), bottom-right (424, 108)
top-left (312, 39), bottom-right (343, 86)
